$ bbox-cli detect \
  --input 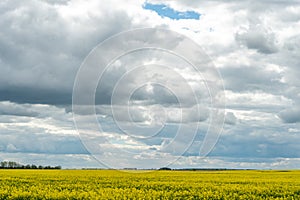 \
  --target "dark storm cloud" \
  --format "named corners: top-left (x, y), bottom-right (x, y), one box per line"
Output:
top-left (0, 87), bottom-right (72, 105)
top-left (0, 0), bottom-right (133, 105)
